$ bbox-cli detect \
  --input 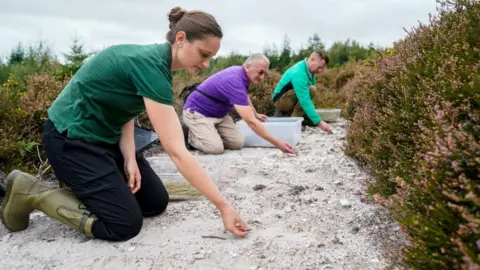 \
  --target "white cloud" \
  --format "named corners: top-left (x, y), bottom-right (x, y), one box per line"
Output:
top-left (0, 0), bottom-right (439, 60)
